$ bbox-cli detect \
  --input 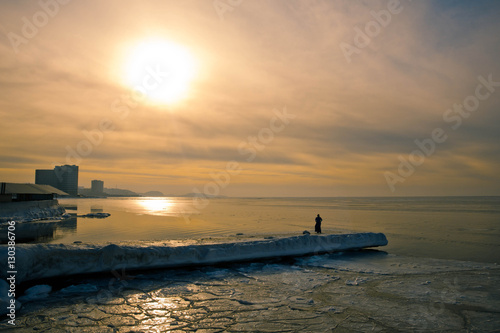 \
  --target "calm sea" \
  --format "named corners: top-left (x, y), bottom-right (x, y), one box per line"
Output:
top-left (22, 196), bottom-right (500, 263)
top-left (4, 196), bottom-right (500, 332)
